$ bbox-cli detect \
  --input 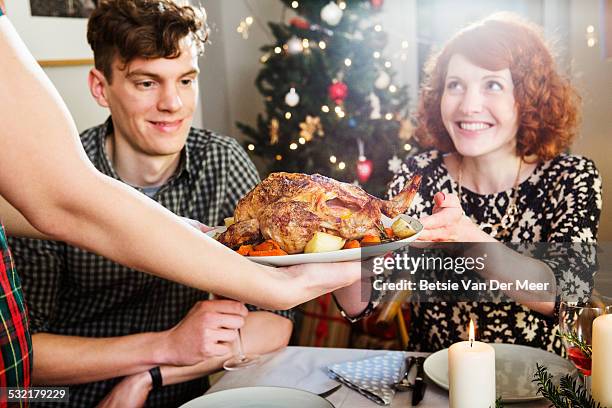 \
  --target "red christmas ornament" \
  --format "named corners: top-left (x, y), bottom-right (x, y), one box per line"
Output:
top-left (357, 156), bottom-right (374, 183)
top-left (289, 17), bottom-right (310, 30)
top-left (328, 81), bottom-right (348, 104)
top-left (370, 0), bottom-right (384, 8)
